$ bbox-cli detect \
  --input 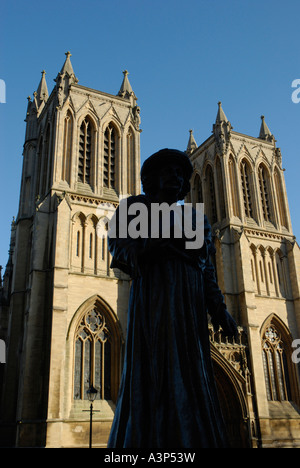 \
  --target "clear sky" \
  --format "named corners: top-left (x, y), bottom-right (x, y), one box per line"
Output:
top-left (0, 0), bottom-right (300, 269)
